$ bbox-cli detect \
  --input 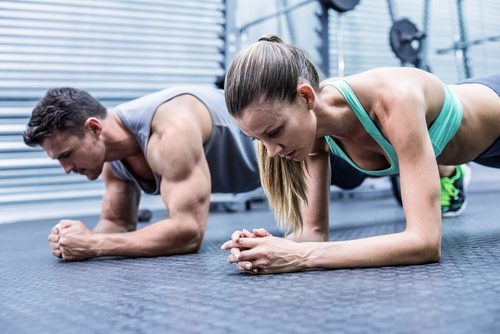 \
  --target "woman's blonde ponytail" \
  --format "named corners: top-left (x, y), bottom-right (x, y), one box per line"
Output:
top-left (257, 141), bottom-right (308, 233)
